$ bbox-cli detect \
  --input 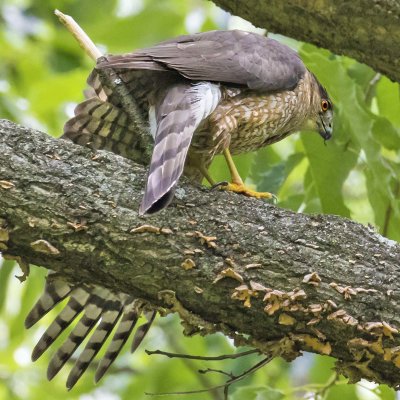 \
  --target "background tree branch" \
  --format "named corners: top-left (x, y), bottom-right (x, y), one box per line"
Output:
top-left (213, 0), bottom-right (400, 83)
top-left (1, 119), bottom-right (400, 387)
